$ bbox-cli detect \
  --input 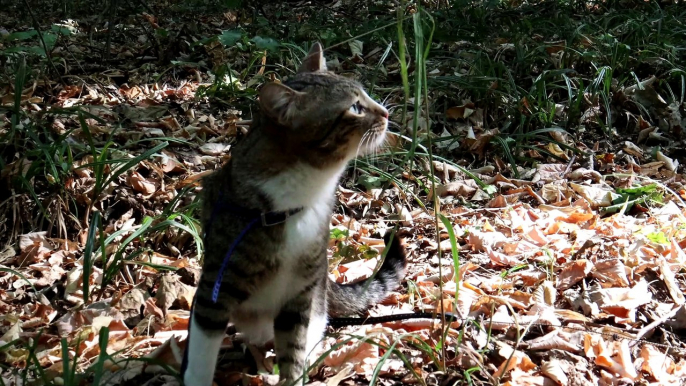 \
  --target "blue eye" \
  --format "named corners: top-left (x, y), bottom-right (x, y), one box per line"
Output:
top-left (349, 101), bottom-right (364, 114)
